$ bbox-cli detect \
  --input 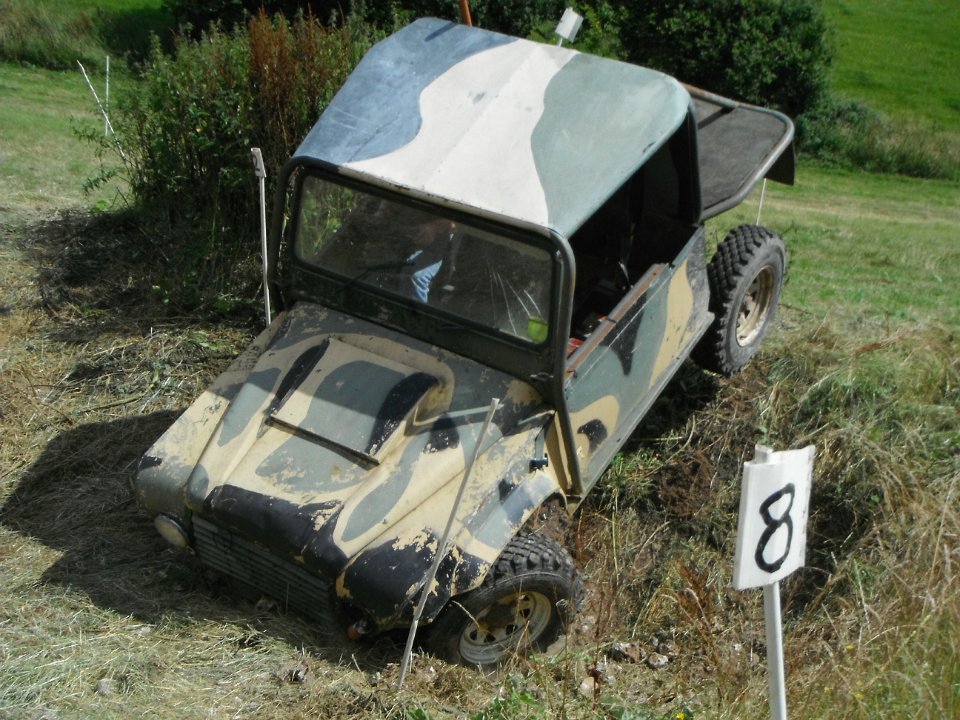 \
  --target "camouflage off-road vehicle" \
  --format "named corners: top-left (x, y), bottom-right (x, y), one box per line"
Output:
top-left (136, 18), bottom-right (794, 667)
